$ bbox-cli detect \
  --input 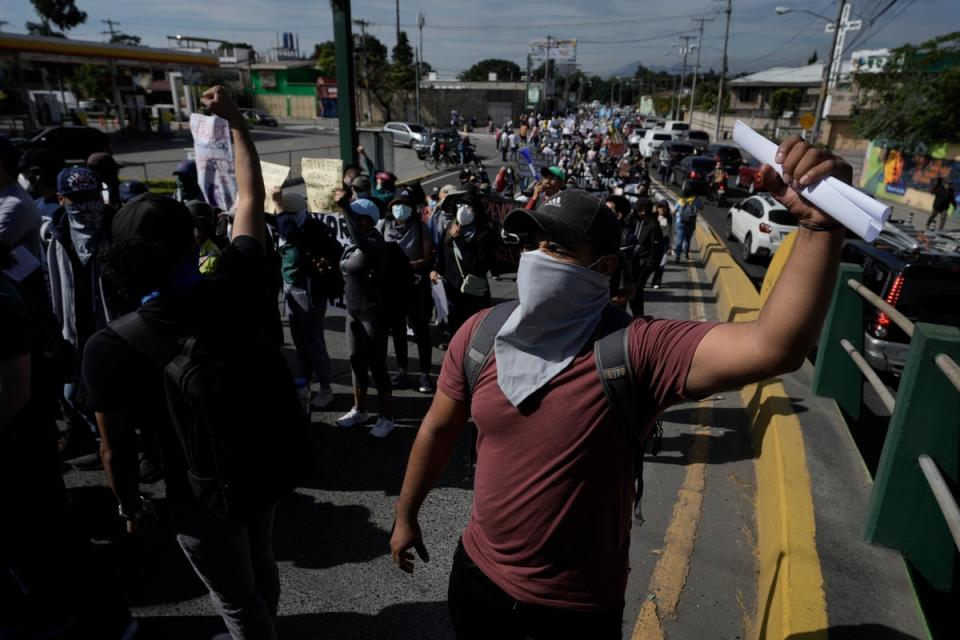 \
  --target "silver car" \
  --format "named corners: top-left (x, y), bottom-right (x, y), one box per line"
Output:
top-left (383, 121), bottom-right (429, 147)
